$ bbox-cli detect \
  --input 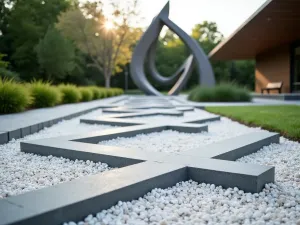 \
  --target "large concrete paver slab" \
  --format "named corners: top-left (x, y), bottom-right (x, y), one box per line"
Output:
top-left (0, 162), bottom-right (186, 225)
